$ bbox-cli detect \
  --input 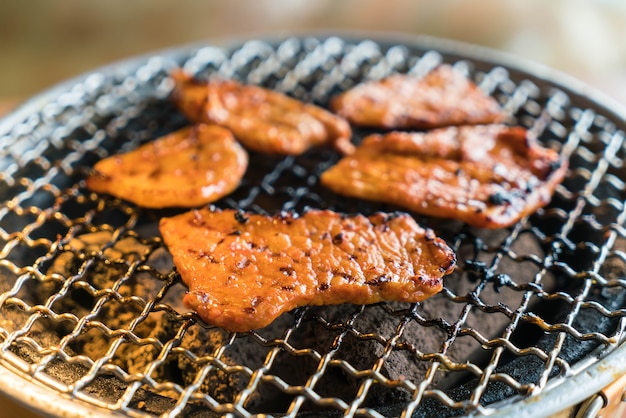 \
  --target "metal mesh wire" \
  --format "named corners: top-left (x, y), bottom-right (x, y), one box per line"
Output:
top-left (1, 36), bottom-right (626, 417)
